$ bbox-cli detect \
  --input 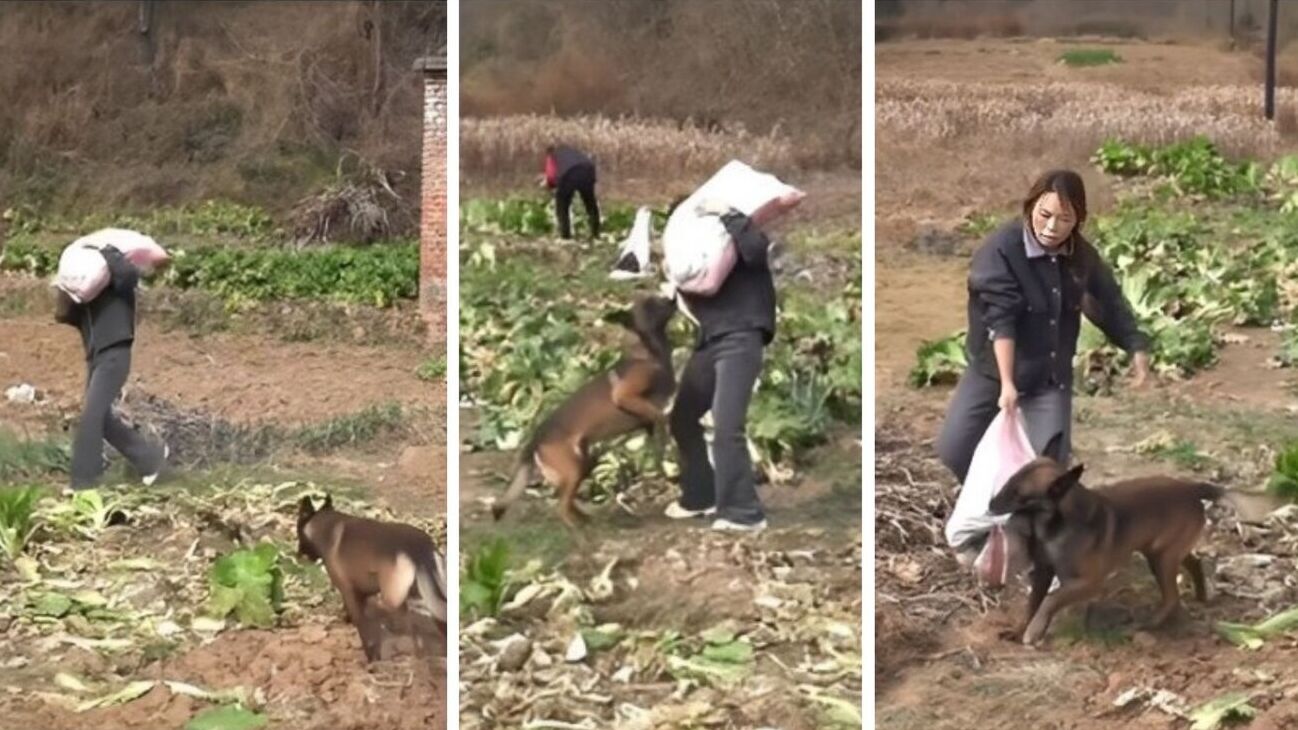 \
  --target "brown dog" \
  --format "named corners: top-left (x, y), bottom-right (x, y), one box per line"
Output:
top-left (297, 495), bottom-right (448, 661)
top-left (492, 293), bottom-right (677, 527)
top-left (989, 438), bottom-right (1279, 647)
